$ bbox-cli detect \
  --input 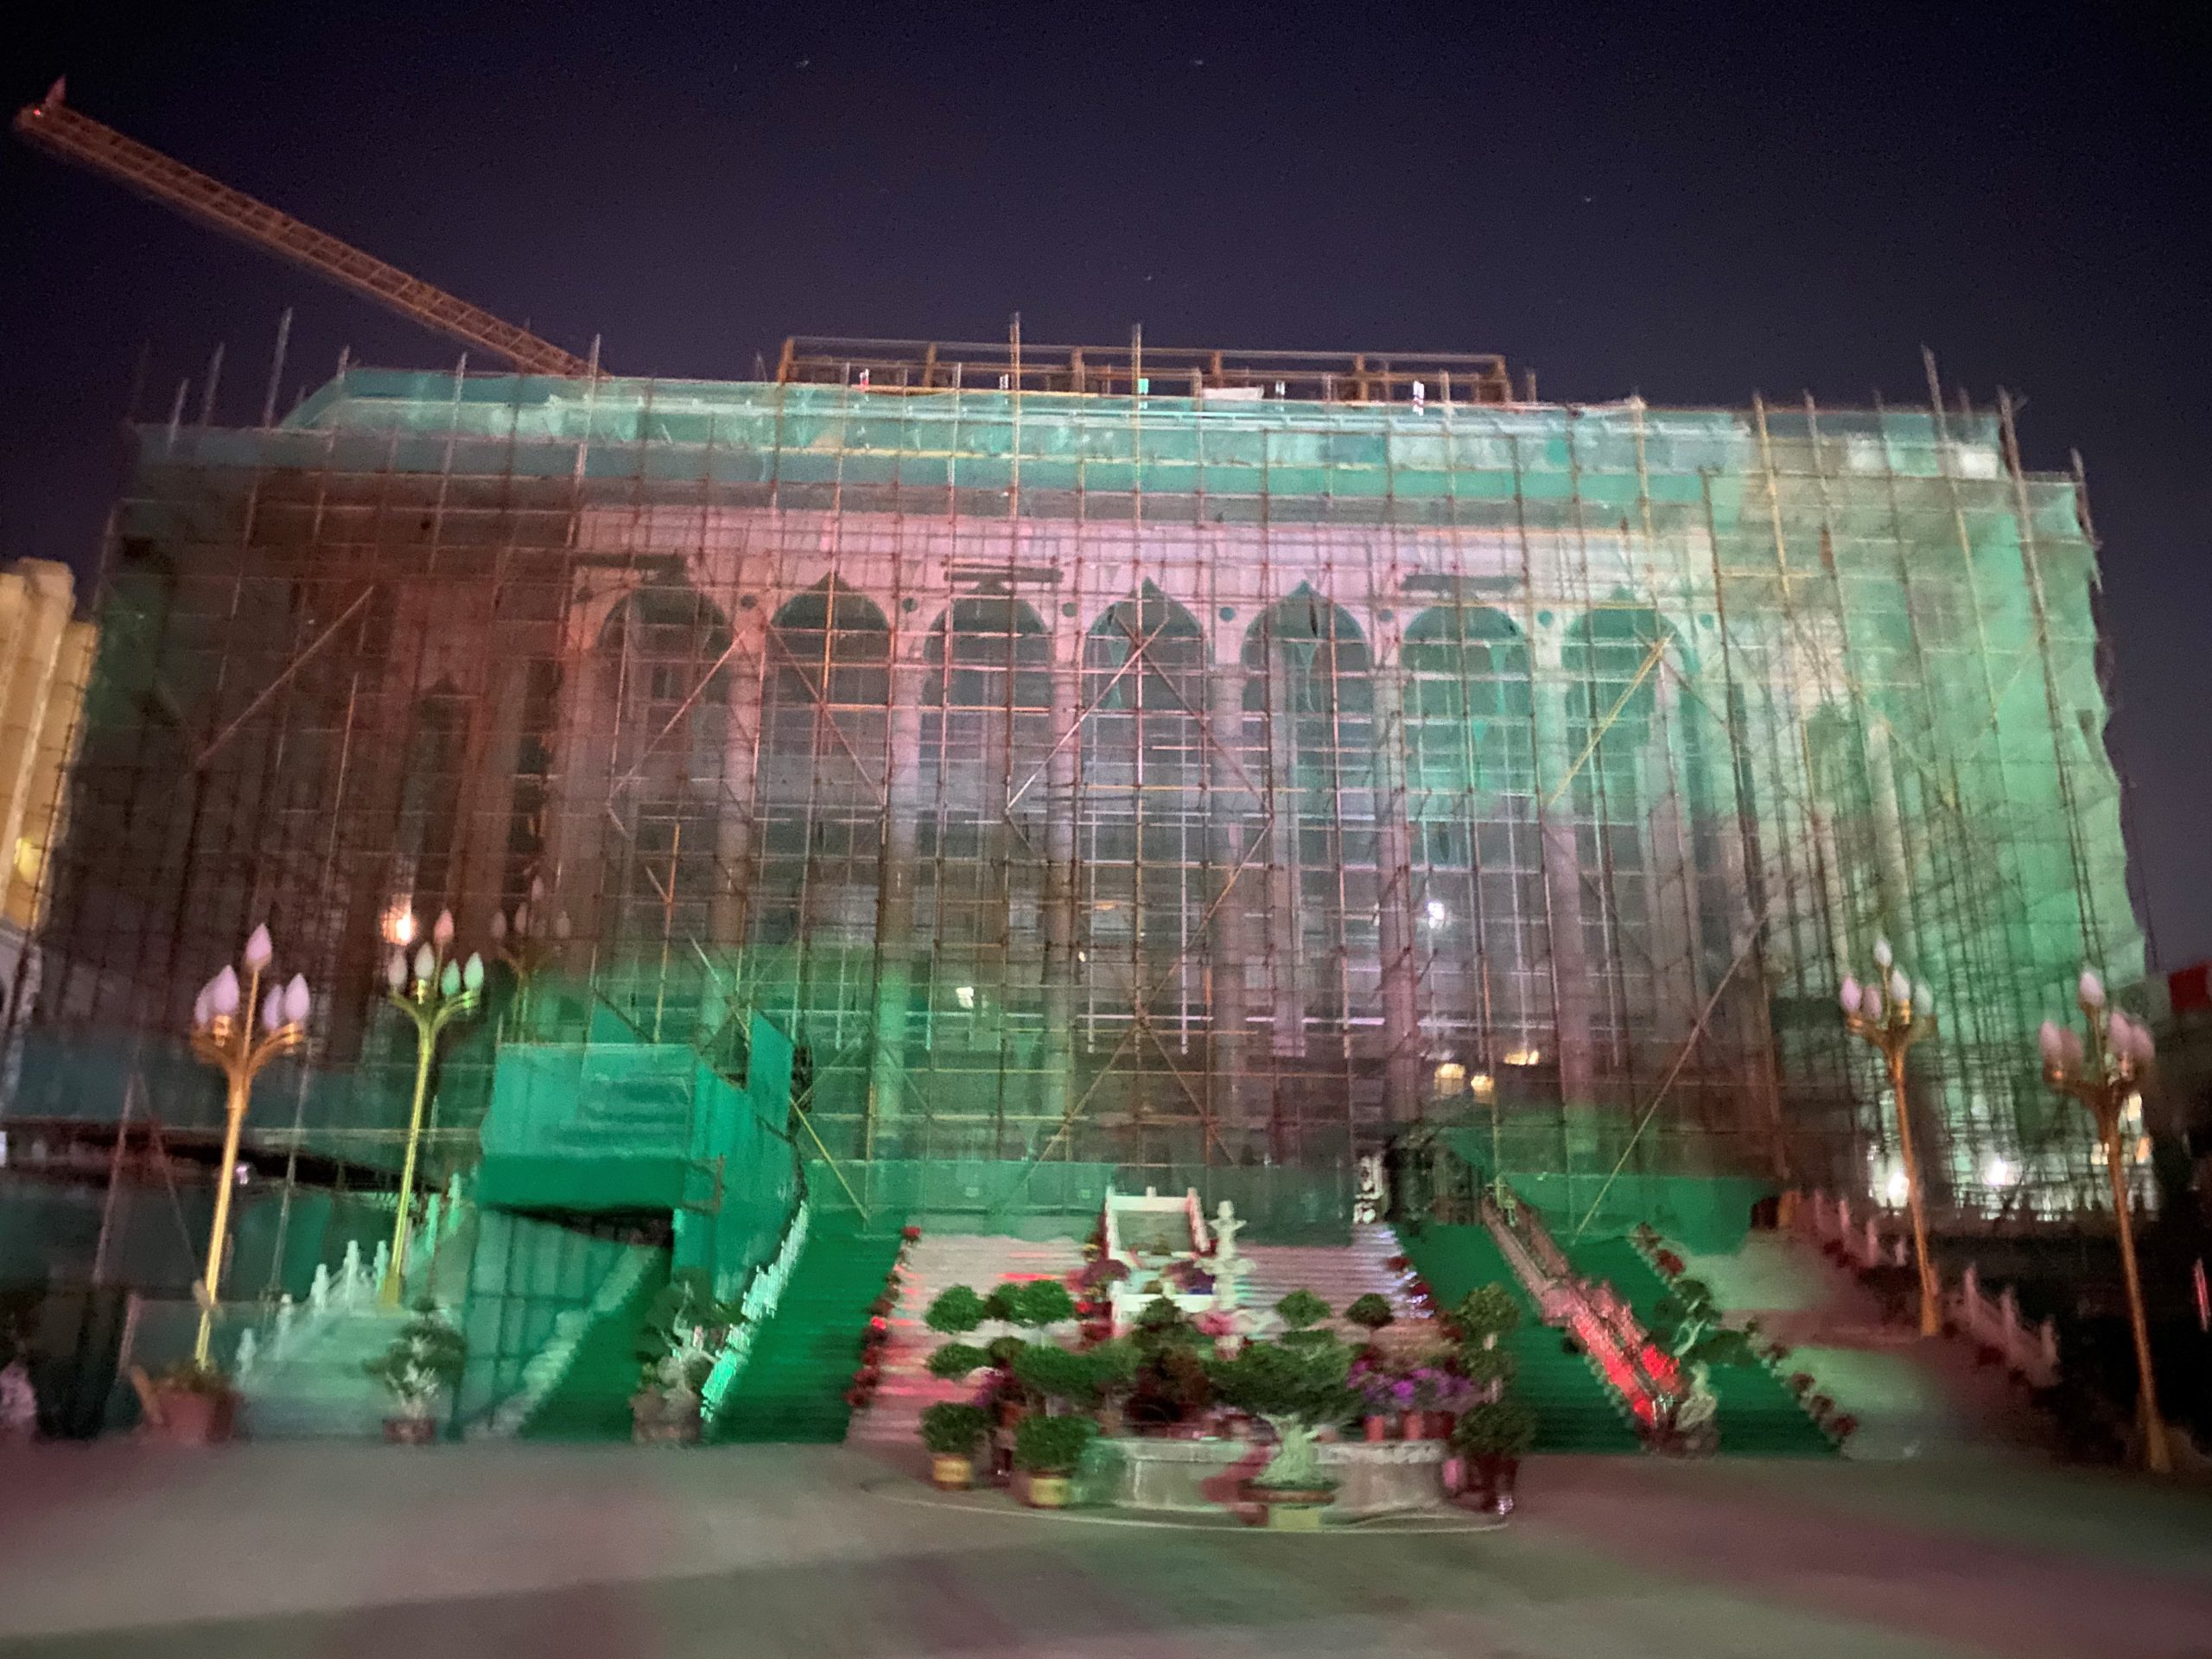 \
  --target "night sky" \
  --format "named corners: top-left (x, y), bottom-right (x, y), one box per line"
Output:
top-left (3, 4), bottom-right (2206, 965)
